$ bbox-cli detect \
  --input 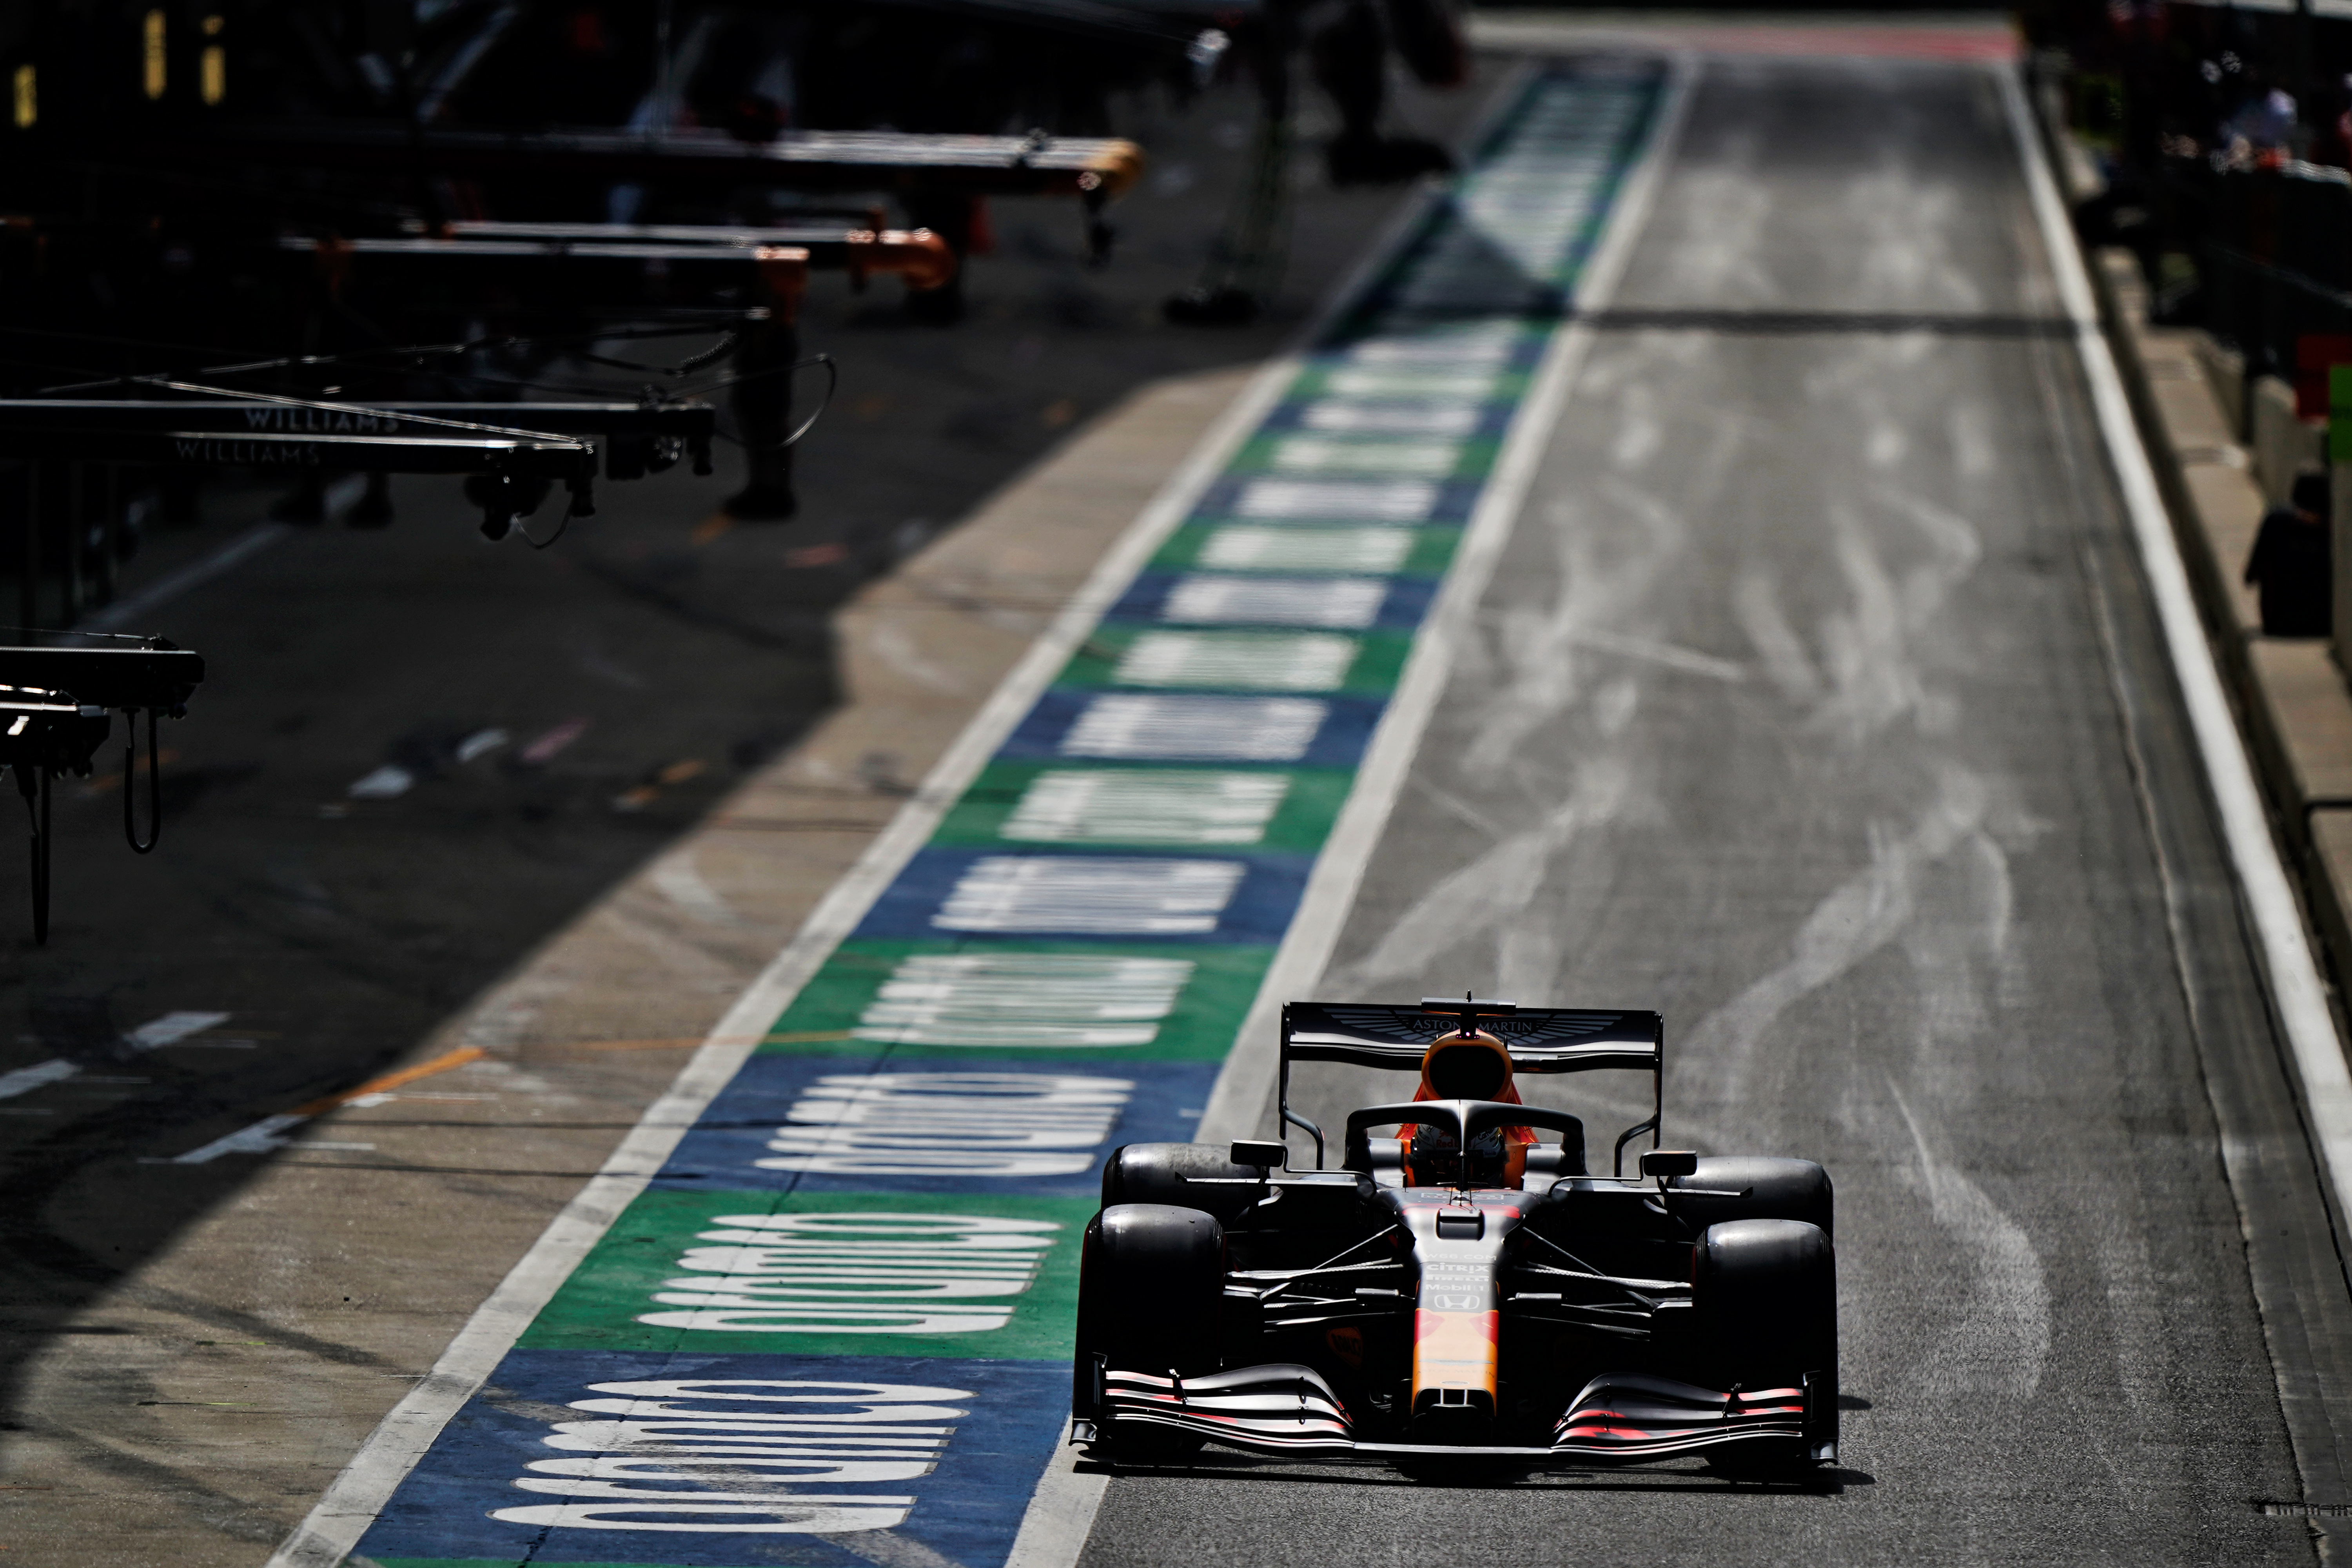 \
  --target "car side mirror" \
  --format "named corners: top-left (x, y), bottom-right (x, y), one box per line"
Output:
top-left (1231, 1140), bottom-right (1288, 1172)
top-left (1640, 1149), bottom-right (1699, 1179)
